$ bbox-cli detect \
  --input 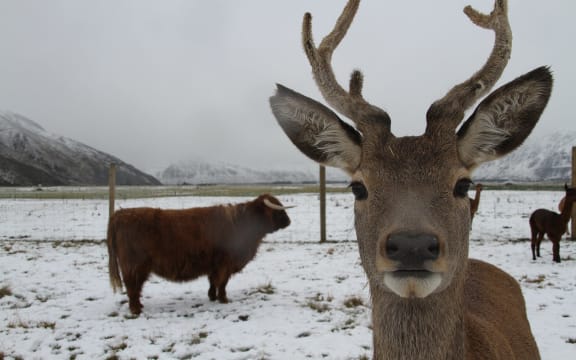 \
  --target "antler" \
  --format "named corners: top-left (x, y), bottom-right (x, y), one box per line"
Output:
top-left (302, 0), bottom-right (390, 131)
top-left (426, 0), bottom-right (512, 135)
